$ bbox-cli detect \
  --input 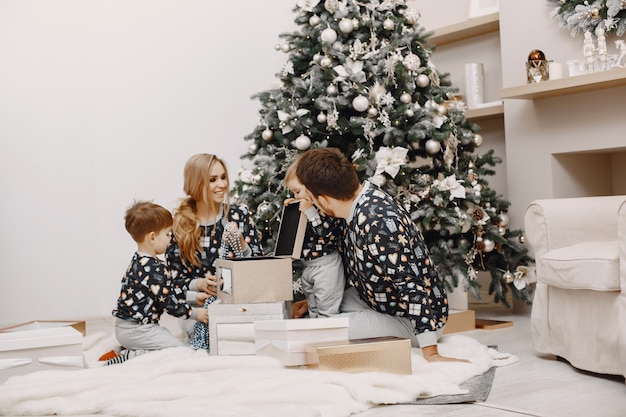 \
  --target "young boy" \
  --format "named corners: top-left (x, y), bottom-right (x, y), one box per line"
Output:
top-left (284, 162), bottom-right (346, 319)
top-left (103, 201), bottom-right (208, 365)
